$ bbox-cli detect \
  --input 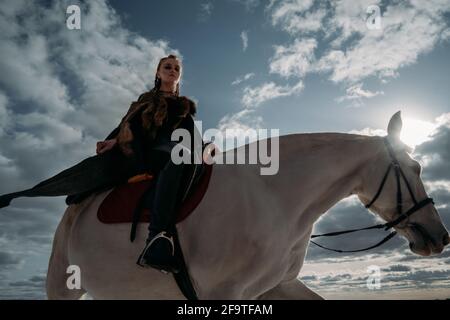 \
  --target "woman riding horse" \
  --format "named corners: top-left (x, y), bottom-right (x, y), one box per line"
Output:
top-left (0, 54), bottom-right (201, 274)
